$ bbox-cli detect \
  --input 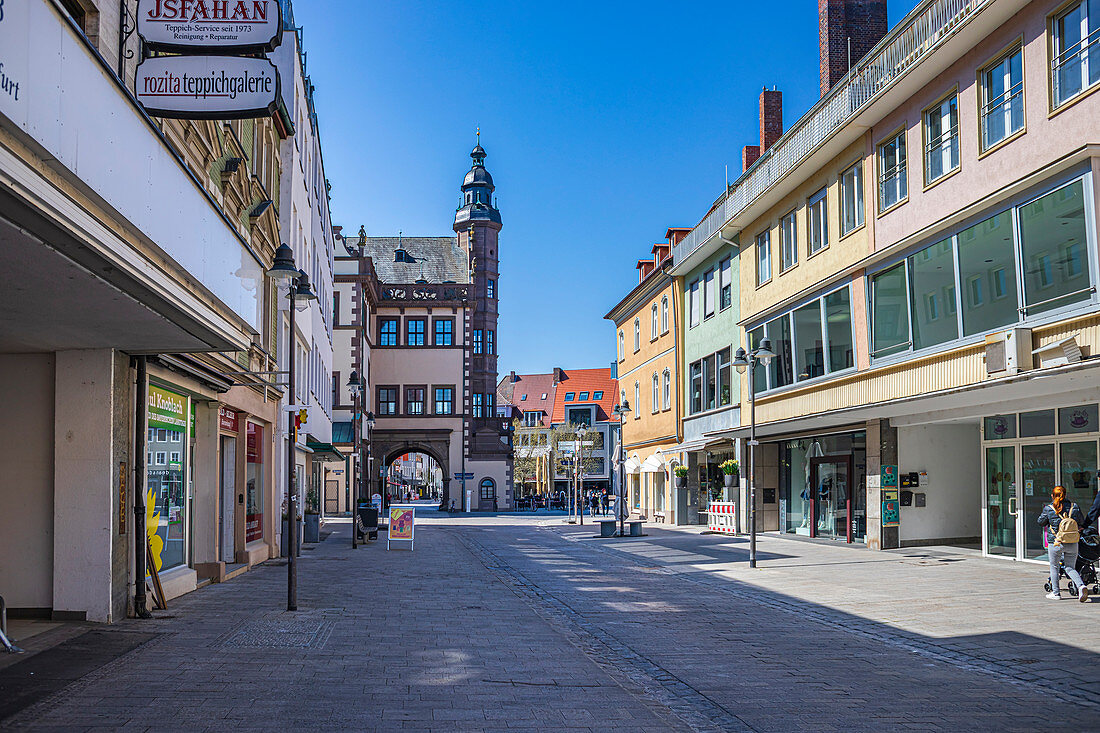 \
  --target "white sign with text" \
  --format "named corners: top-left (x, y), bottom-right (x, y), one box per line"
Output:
top-left (137, 0), bottom-right (282, 52)
top-left (135, 55), bottom-right (279, 119)
top-left (0, 0), bottom-right (27, 125)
